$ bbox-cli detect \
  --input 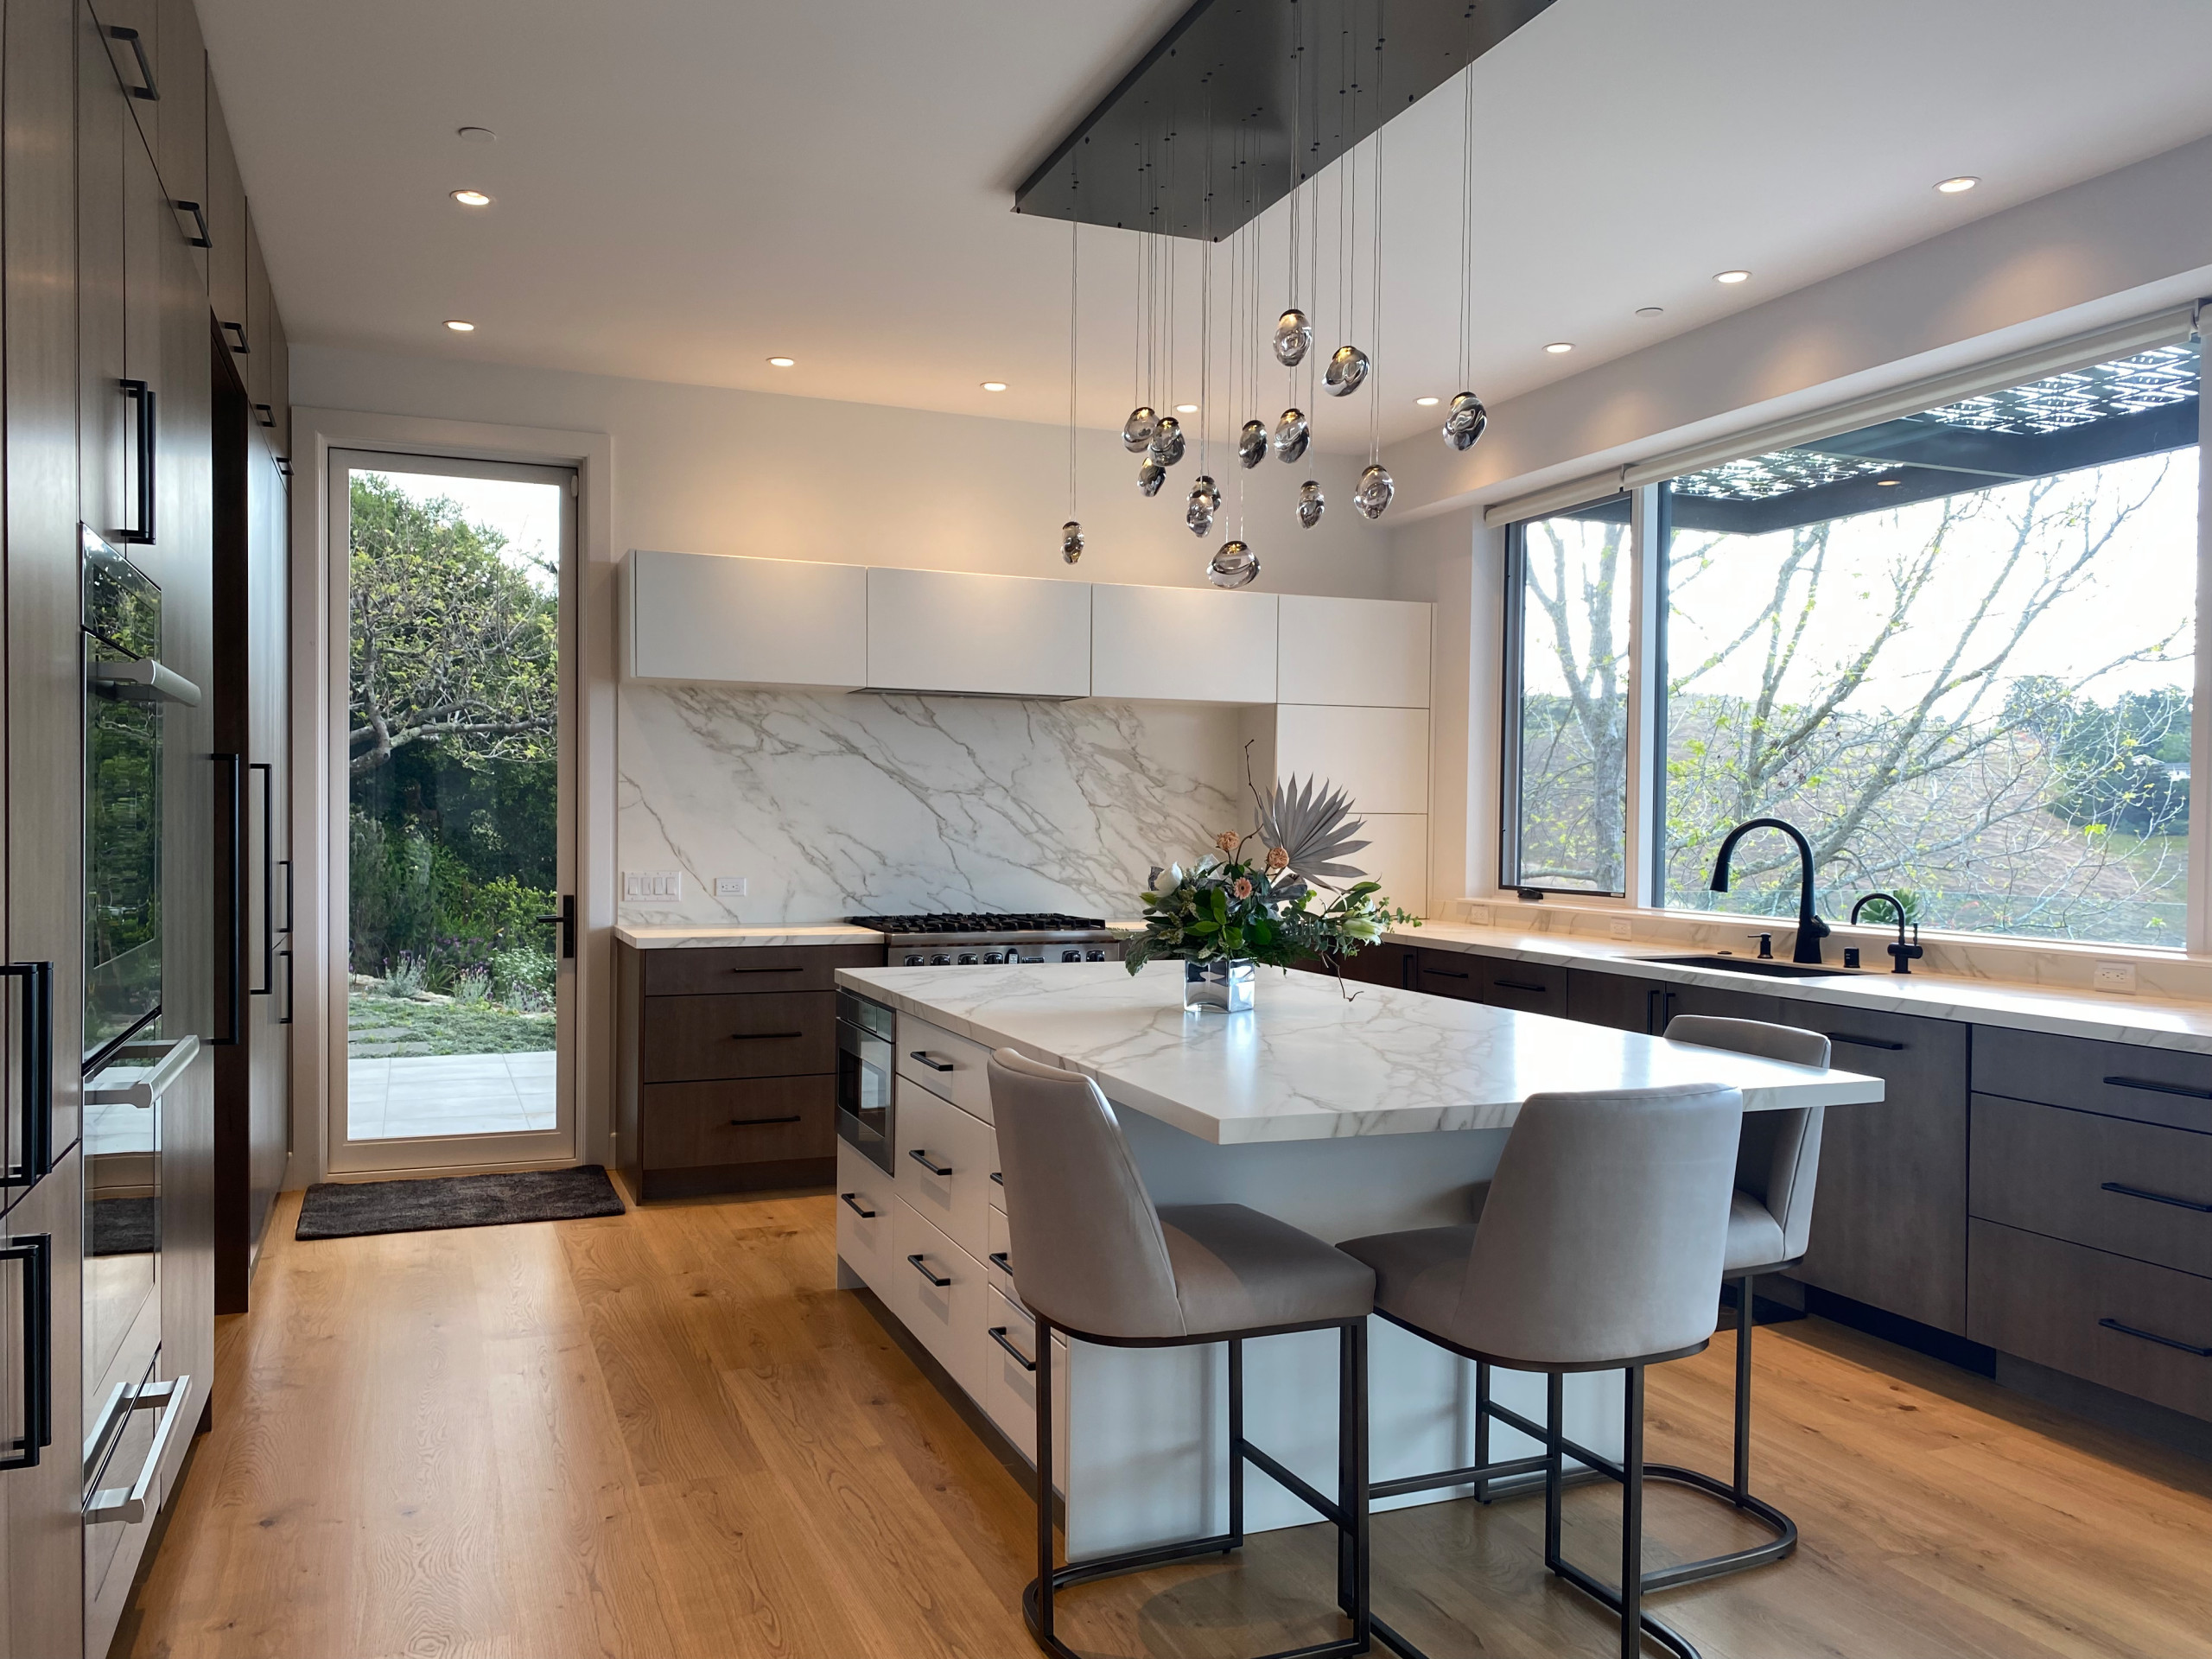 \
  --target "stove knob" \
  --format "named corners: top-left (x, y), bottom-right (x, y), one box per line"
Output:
top-left (958, 953), bottom-right (979, 965)
top-left (1085, 949), bottom-right (1106, 962)
top-left (984, 950), bottom-right (1006, 964)
top-left (904, 954), bottom-right (925, 966)
top-left (1060, 948), bottom-right (1082, 963)
top-left (930, 954), bottom-right (951, 966)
